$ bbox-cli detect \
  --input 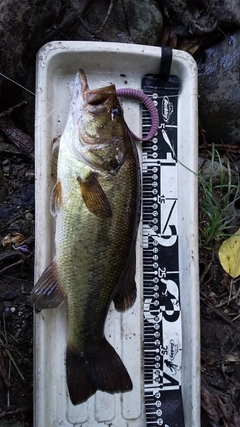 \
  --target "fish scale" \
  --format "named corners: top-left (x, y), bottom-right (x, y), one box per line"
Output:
top-left (58, 153), bottom-right (138, 345)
